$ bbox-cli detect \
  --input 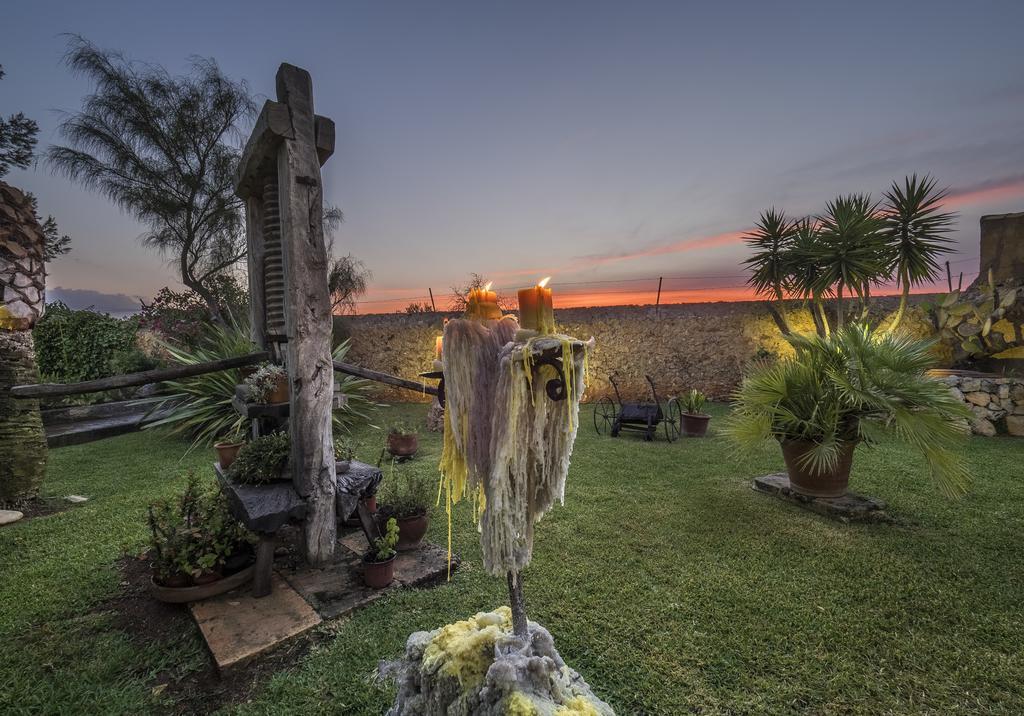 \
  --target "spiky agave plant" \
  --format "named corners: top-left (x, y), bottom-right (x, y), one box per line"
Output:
top-left (145, 318), bottom-right (378, 450)
top-left (725, 324), bottom-right (972, 497)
